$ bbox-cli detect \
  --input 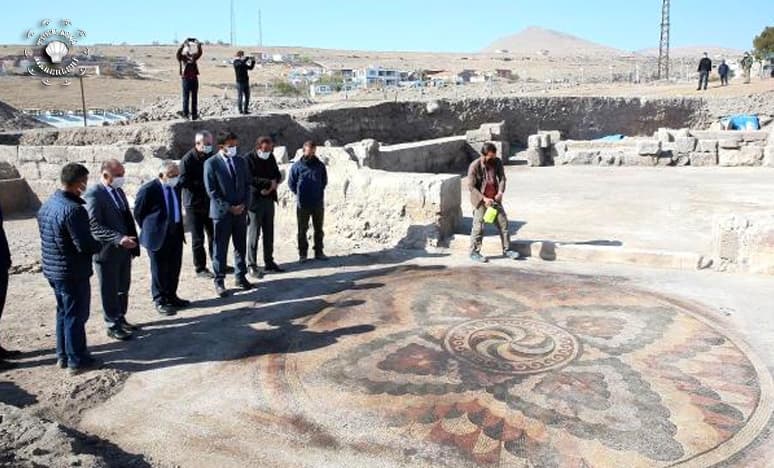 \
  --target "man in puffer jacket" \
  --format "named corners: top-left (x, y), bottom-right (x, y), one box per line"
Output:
top-left (288, 141), bottom-right (328, 262)
top-left (37, 163), bottom-right (102, 375)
